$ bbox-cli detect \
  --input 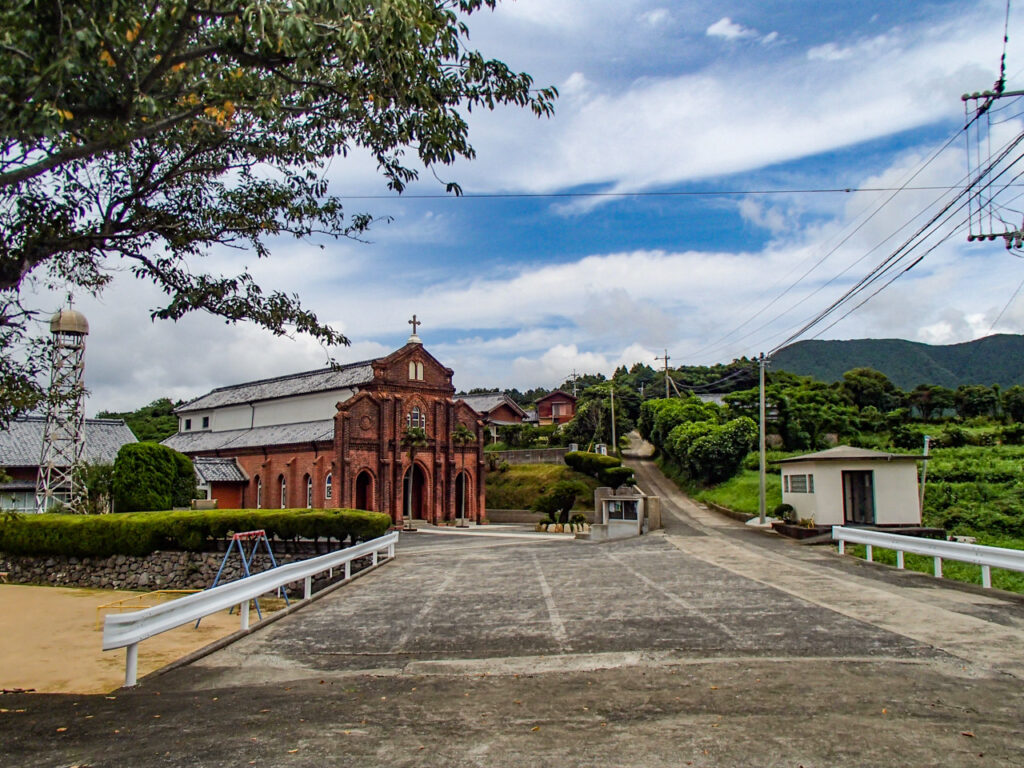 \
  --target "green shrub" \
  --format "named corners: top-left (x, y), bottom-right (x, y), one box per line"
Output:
top-left (599, 466), bottom-right (635, 489)
top-left (564, 451), bottom-right (621, 478)
top-left (773, 503), bottom-right (795, 522)
top-left (0, 508), bottom-right (391, 558)
top-left (171, 451), bottom-right (197, 508)
top-left (113, 442), bottom-right (176, 511)
top-left (532, 480), bottom-right (591, 524)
